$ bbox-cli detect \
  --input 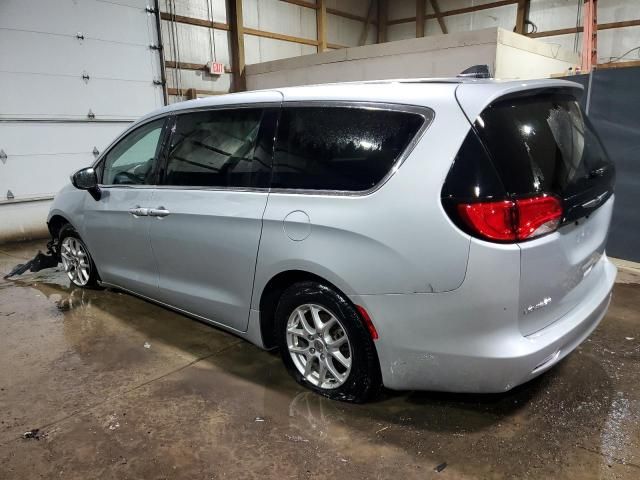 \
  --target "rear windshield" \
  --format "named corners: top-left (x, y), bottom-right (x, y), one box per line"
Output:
top-left (474, 92), bottom-right (614, 200)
